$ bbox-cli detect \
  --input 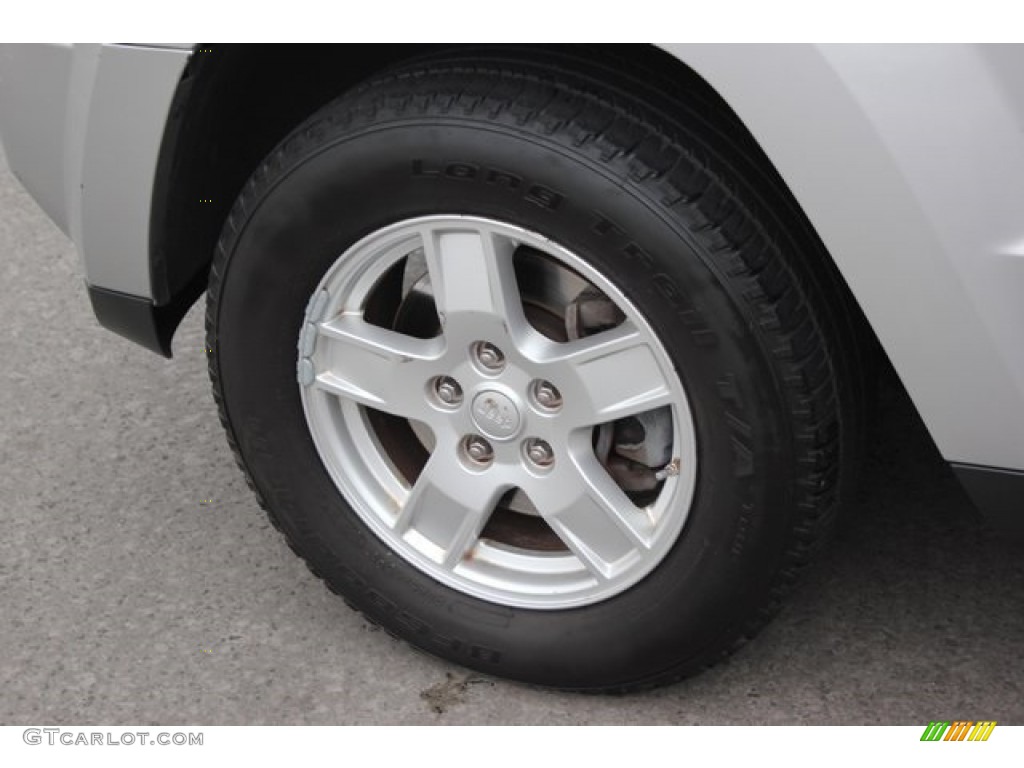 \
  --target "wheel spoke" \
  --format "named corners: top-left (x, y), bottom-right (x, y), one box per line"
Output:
top-left (313, 314), bottom-right (443, 418)
top-left (420, 223), bottom-right (526, 327)
top-left (546, 322), bottom-right (675, 427)
top-left (395, 450), bottom-right (509, 568)
top-left (529, 444), bottom-right (654, 580)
